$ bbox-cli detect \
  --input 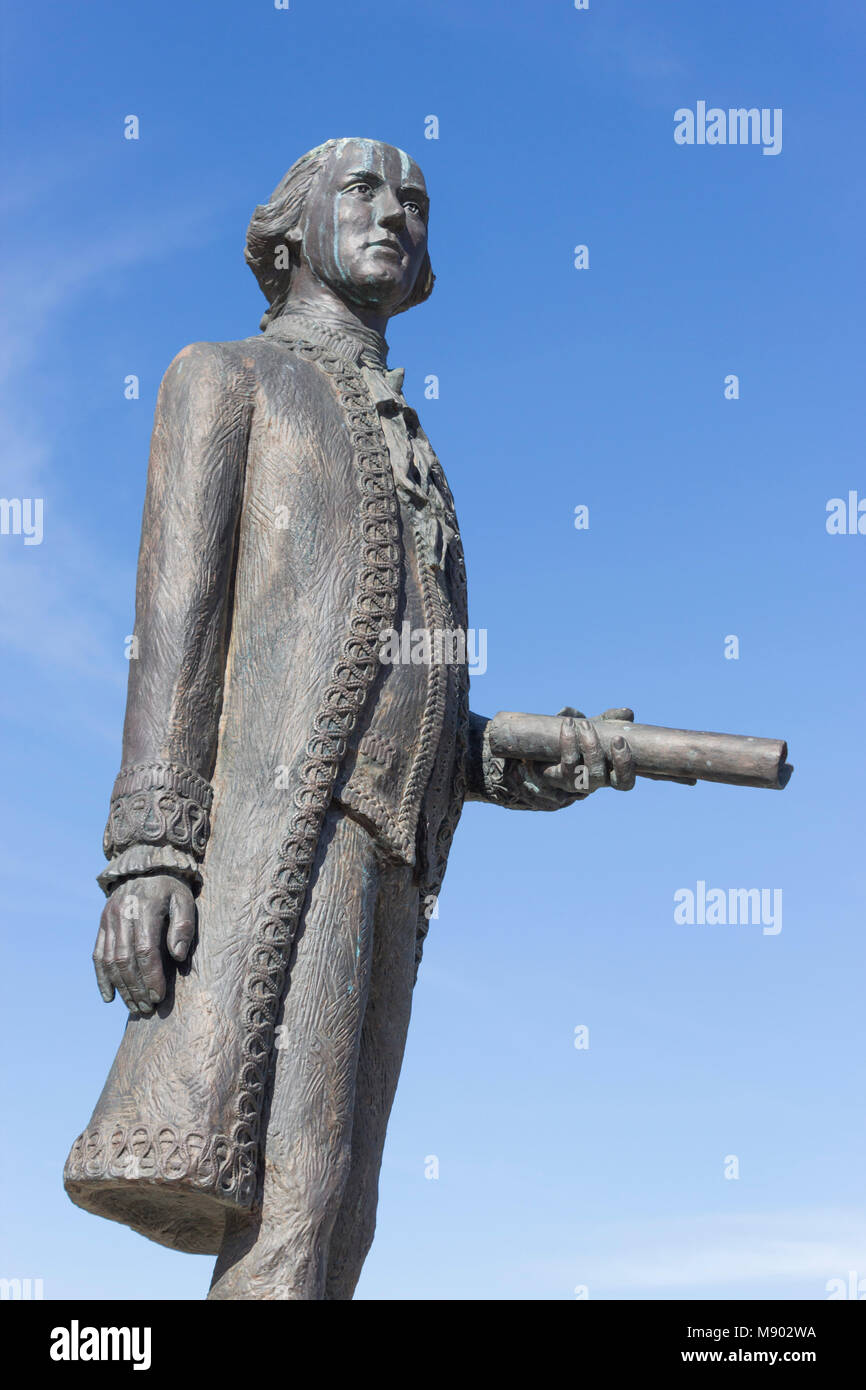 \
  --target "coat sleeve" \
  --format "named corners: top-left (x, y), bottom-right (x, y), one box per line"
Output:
top-left (98, 341), bottom-right (253, 894)
top-left (464, 709), bottom-right (570, 810)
